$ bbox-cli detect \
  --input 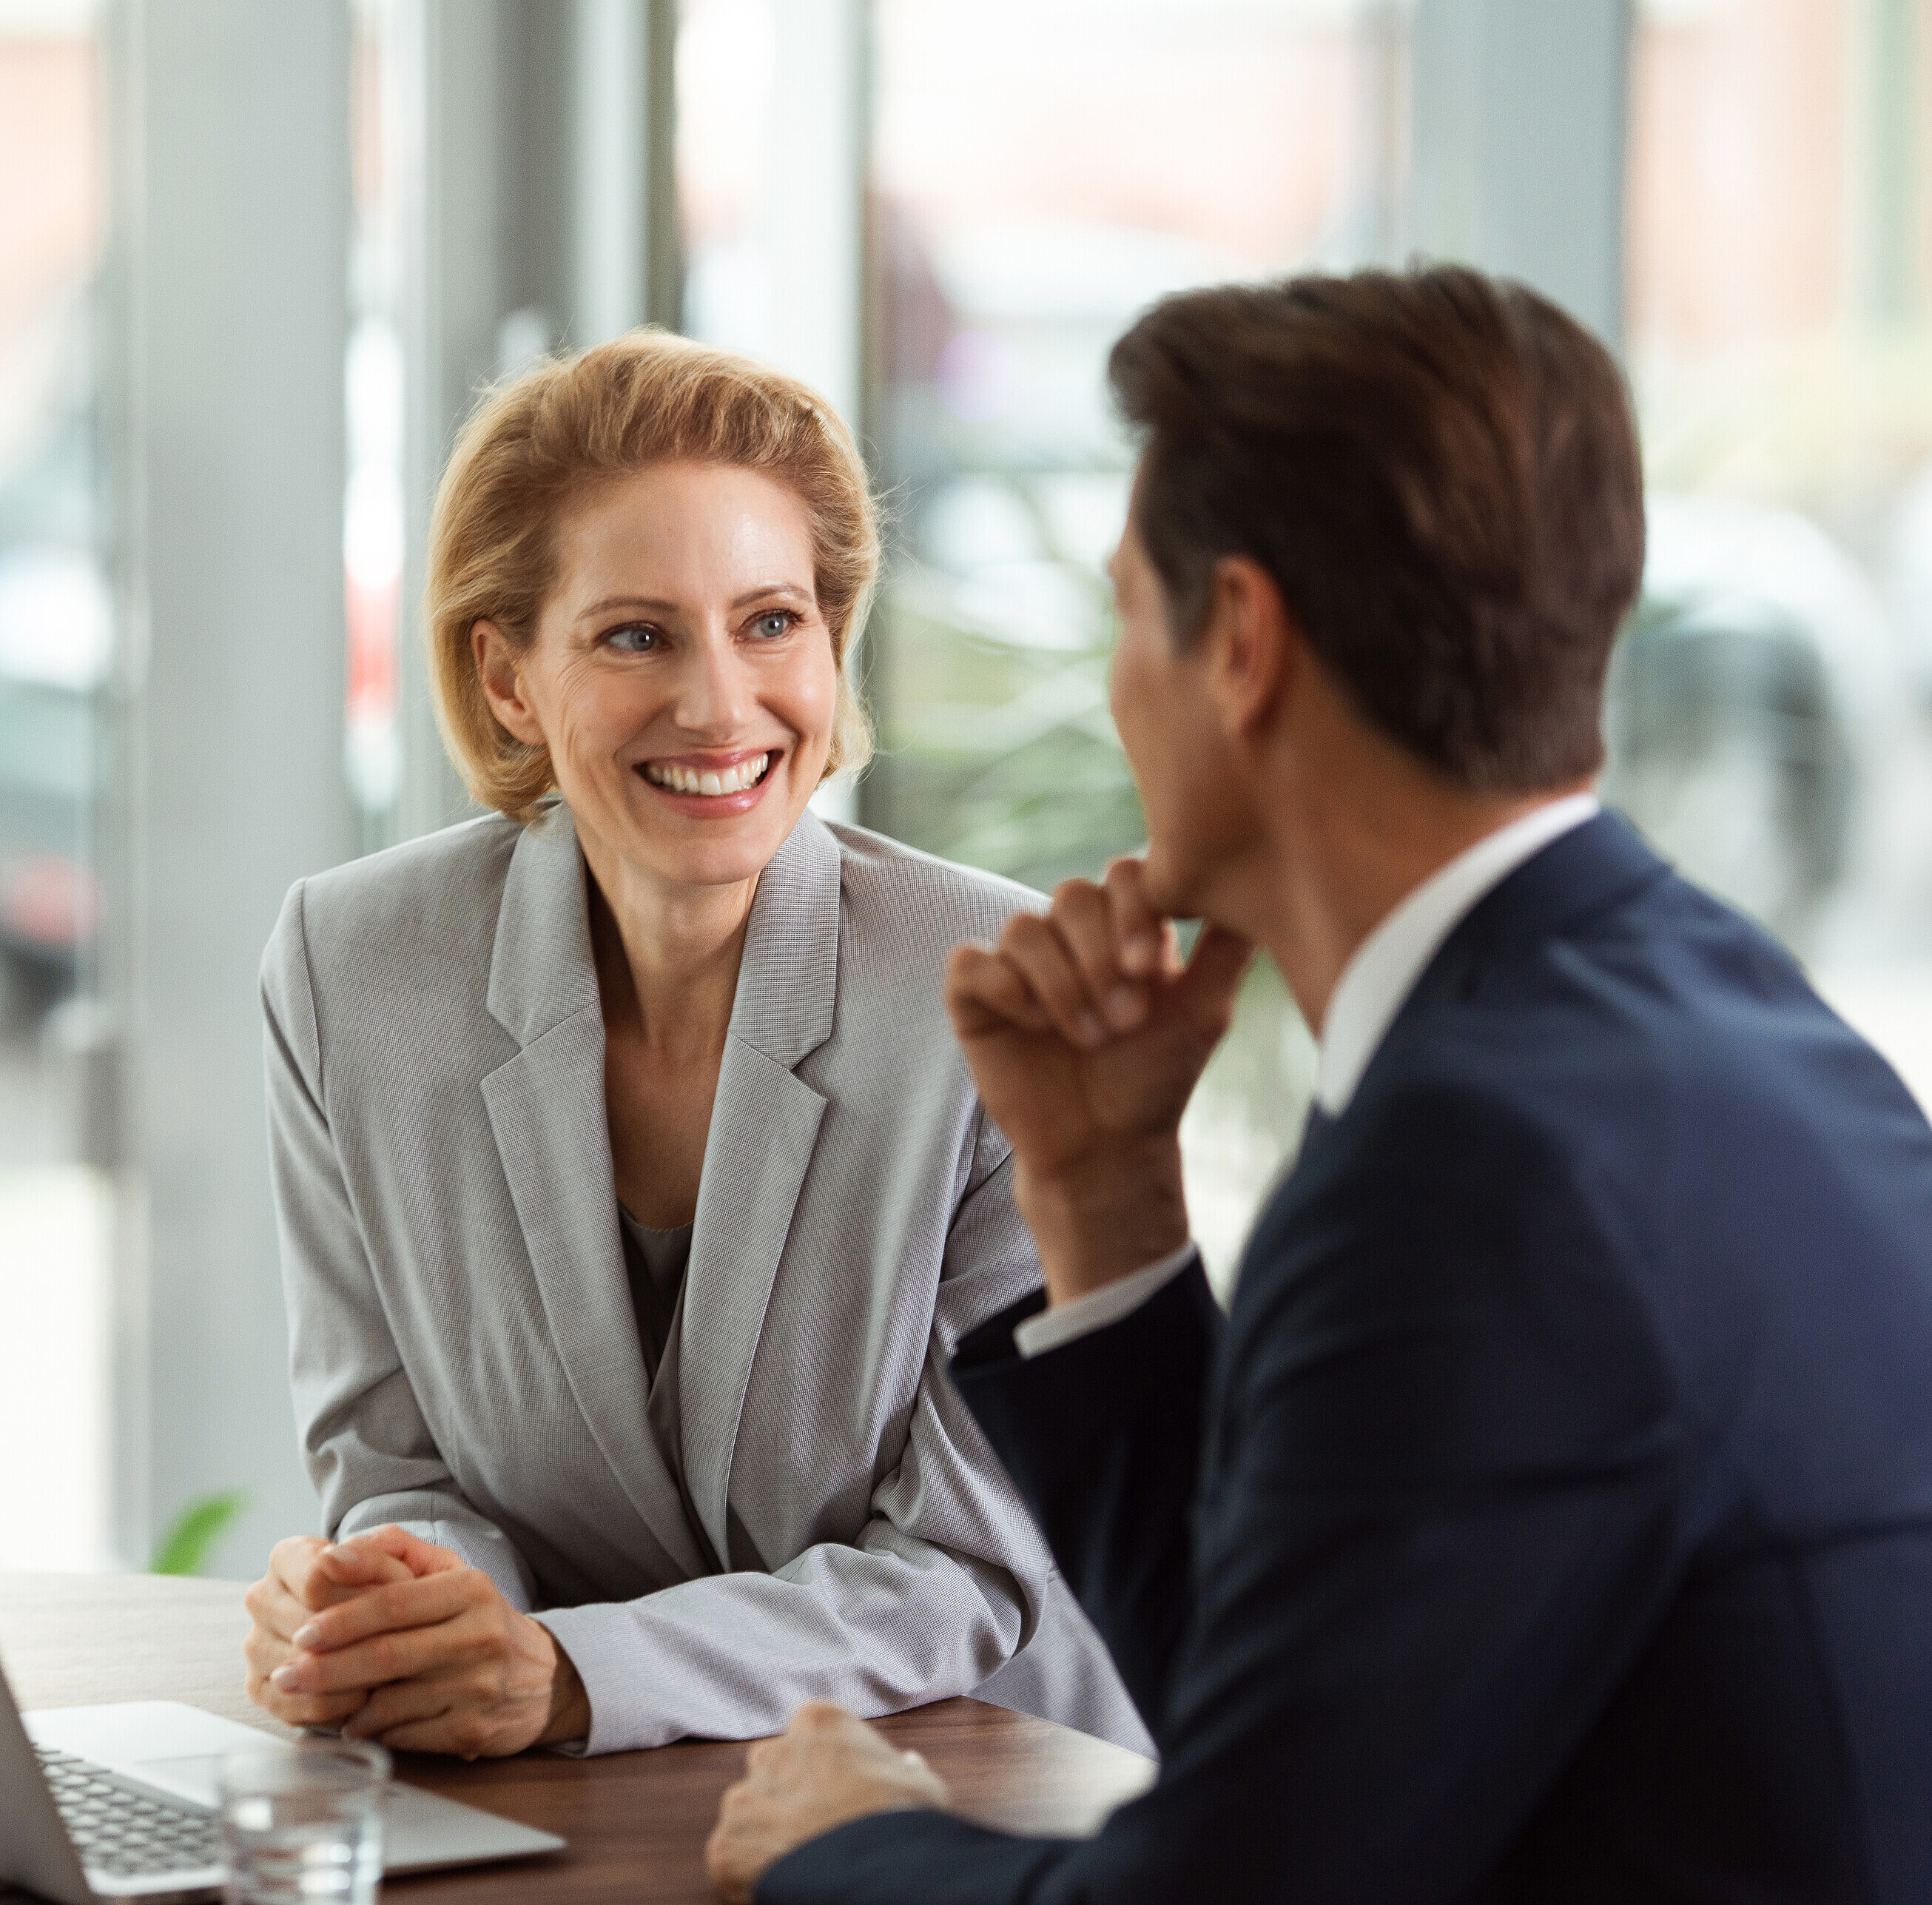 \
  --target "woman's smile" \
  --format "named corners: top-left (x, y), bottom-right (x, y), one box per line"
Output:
top-left (639, 746), bottom-right (781, 815)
